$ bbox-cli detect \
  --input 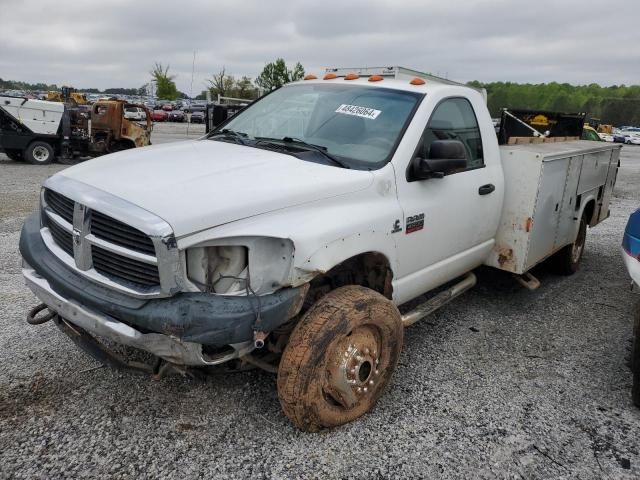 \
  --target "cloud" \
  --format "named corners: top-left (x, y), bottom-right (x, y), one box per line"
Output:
top-left (0, 0), bottom-right (638, 93)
